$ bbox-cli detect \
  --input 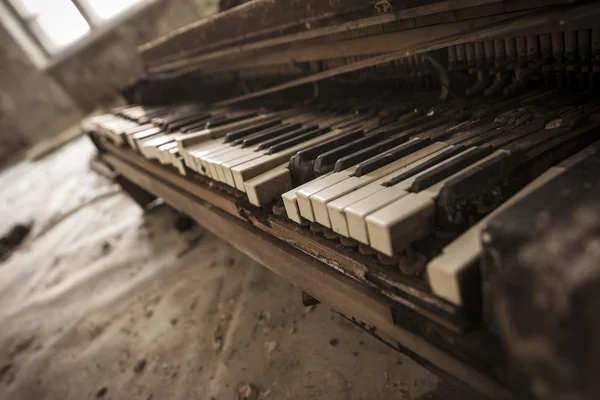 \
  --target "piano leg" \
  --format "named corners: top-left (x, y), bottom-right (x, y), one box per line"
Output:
top-left (114, 175), bottom-right (158, 210)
